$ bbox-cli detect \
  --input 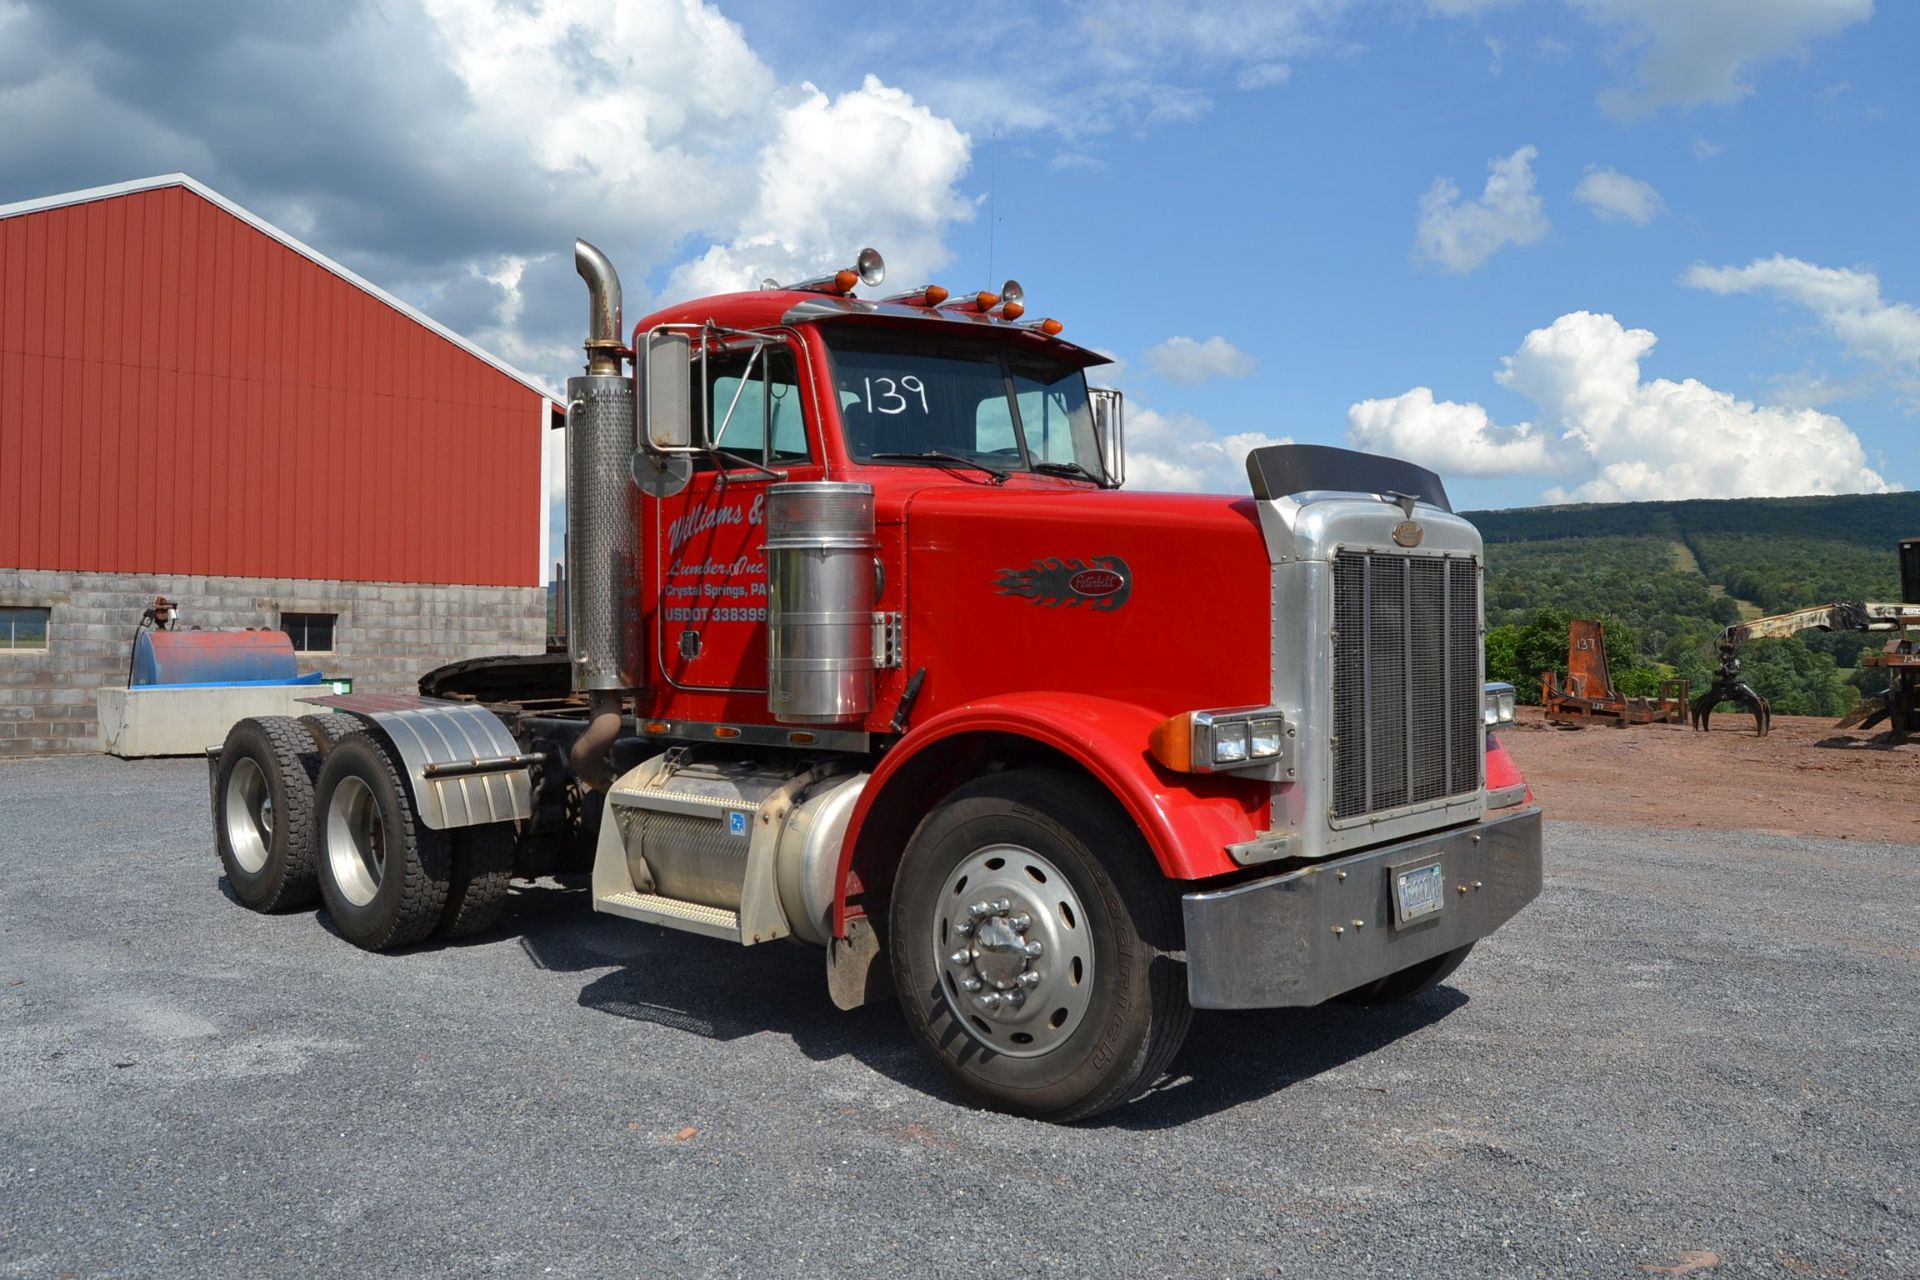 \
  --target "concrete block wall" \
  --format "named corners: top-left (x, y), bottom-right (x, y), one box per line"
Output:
top-left (0, 570), bottom-right (545, 757)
